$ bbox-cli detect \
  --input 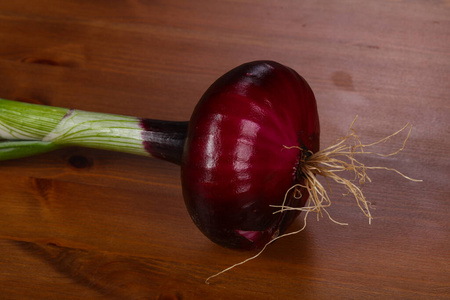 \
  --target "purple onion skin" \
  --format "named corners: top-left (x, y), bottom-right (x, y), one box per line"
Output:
top-left (181, 61), bottom-right (320, 250)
